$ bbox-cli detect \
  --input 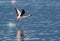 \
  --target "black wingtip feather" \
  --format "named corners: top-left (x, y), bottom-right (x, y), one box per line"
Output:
top-left (20, 9), bottom-right (25, 16)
